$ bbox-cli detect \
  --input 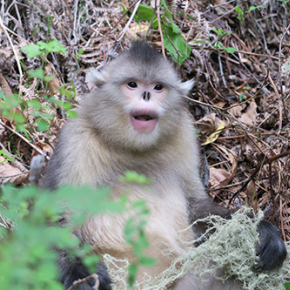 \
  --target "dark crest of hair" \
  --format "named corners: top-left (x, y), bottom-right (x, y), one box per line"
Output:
top-left (127, 41), bottom-right (163, 65)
